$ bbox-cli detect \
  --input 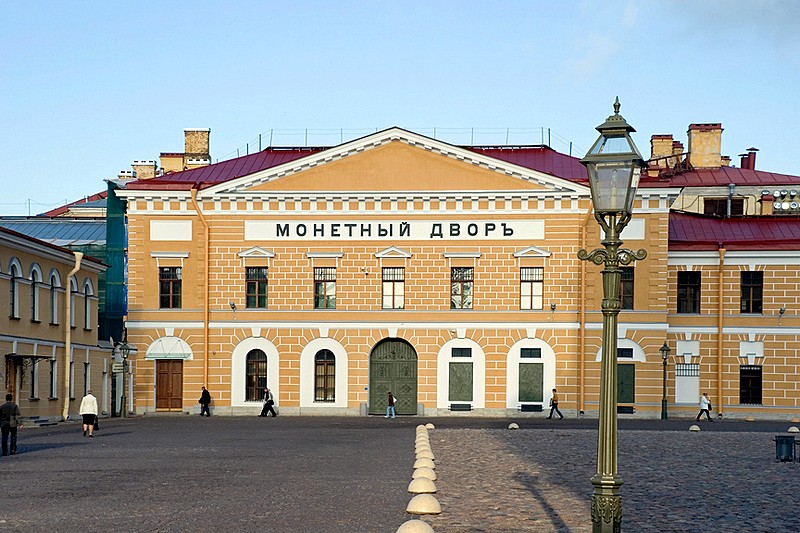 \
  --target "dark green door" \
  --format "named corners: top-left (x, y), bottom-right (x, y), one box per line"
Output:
top-left (617, 364), bottom-right (635, 403)
top-left (519, 362), bottom-right (544, 402)
top-left (369, 339), bottom-right (418, 415)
